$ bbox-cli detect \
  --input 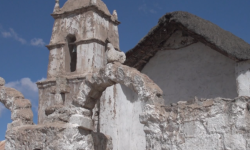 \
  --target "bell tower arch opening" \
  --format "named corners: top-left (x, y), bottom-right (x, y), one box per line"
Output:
top-left (66, 34), bottom-right (77, 73)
